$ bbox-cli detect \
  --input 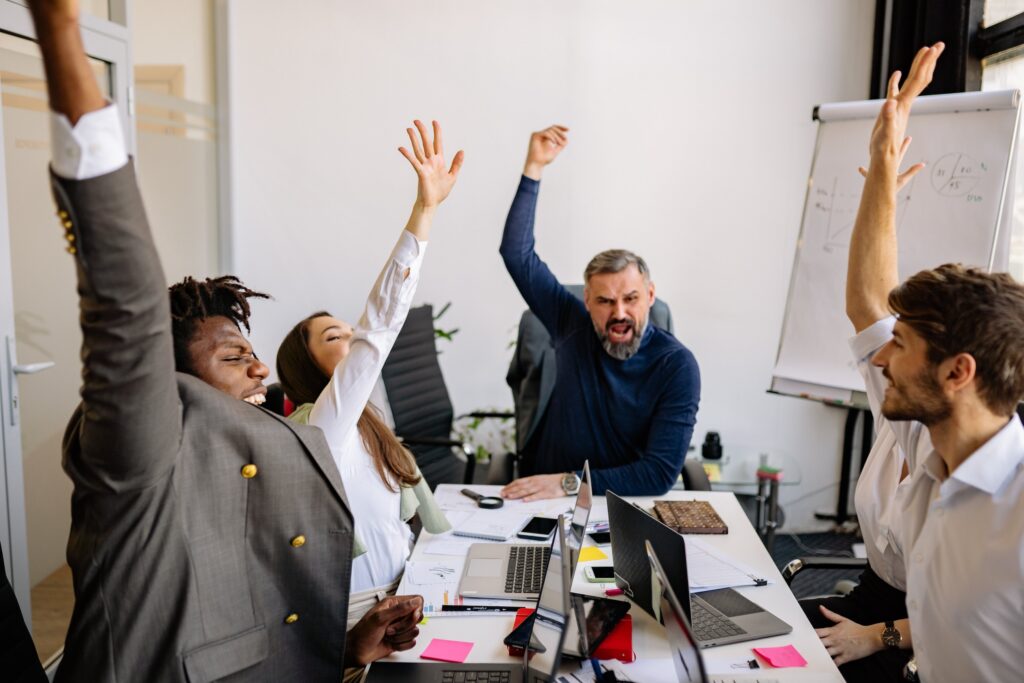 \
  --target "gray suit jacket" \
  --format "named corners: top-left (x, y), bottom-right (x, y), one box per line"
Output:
top-left (51, 163), bottom-right (355, 682)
